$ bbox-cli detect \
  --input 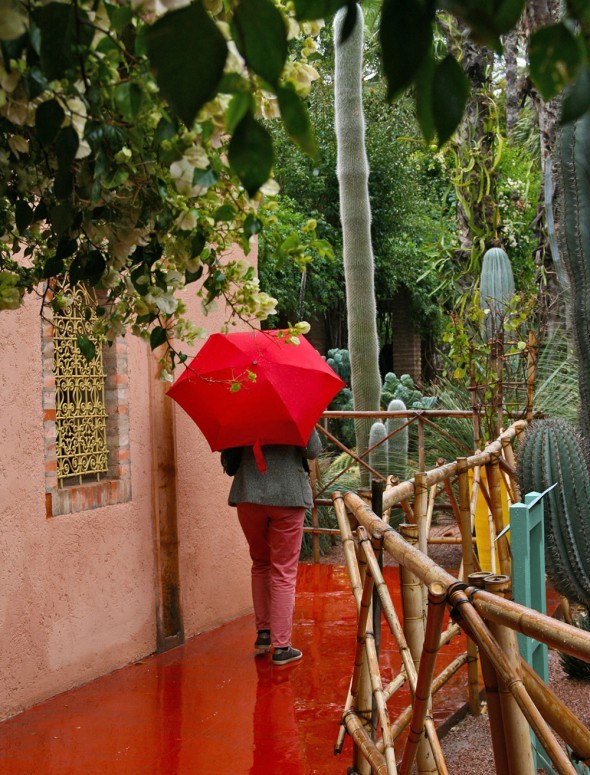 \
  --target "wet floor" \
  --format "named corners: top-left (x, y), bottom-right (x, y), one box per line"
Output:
top-left (0, 564), bottom-right (470, 775)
